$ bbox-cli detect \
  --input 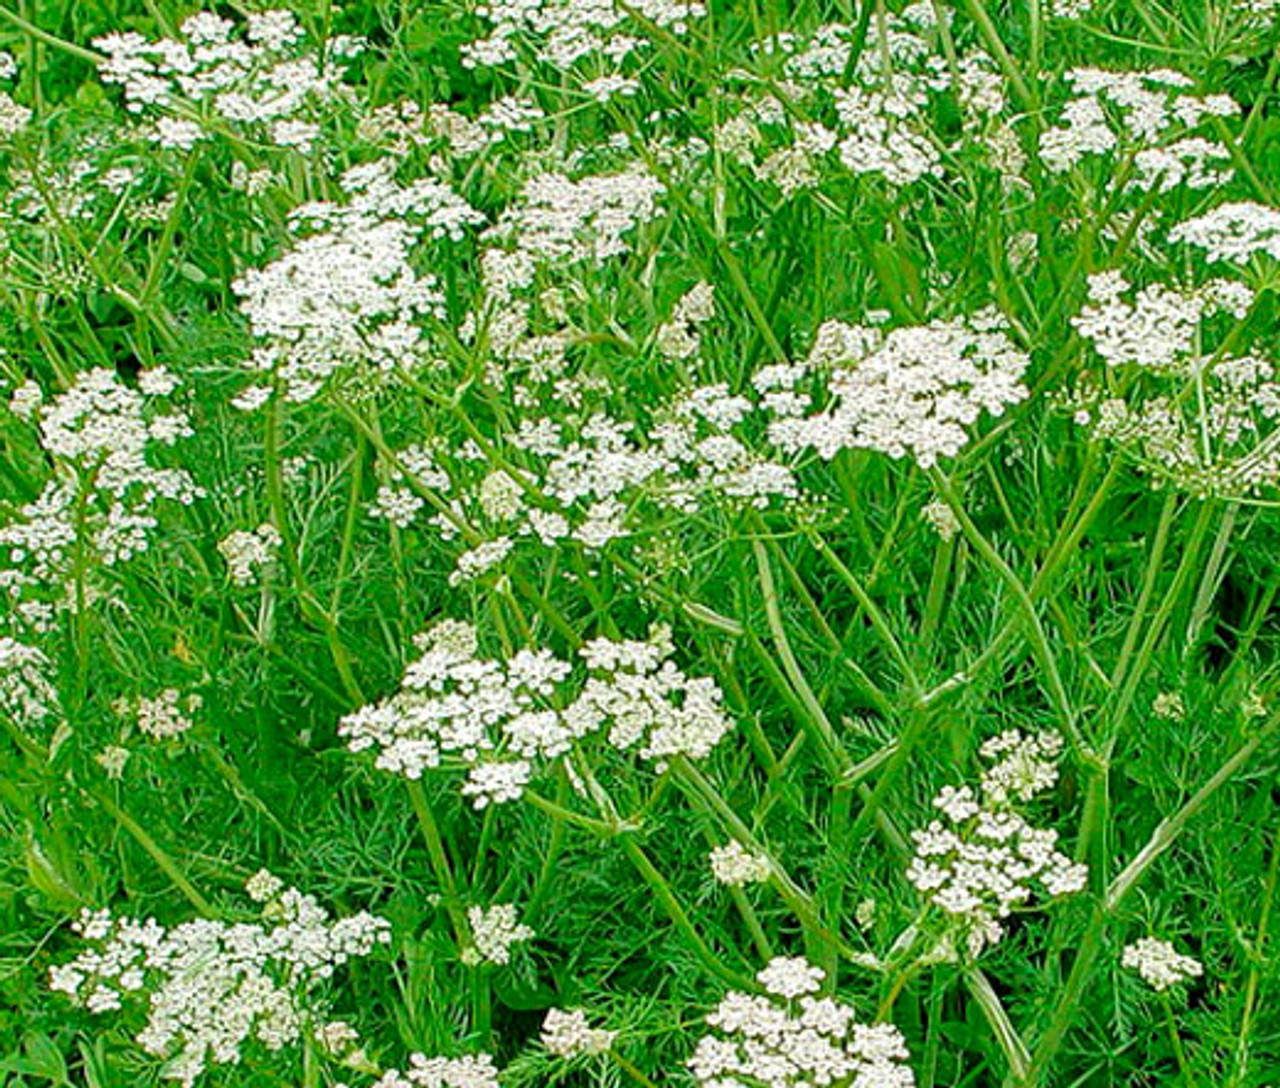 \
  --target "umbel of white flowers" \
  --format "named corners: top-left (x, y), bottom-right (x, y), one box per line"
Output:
top-left (687, 956), bottom-right (916, 1086)
top-left (339, 620), bottom-right (734, 807)
top-left (50, 877), bottom-right (390, 1087)
top-left (1122, 937), bottom-right (1204, 993)
top-left (905, 730), bottom-right (1088, 957)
